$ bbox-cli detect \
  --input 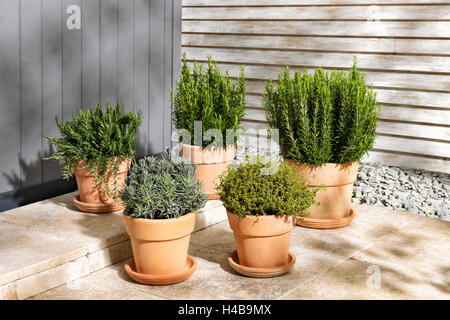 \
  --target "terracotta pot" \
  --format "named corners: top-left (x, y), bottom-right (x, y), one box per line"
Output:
top-left (284, 159), bottom-right (359, 229)
top-left (226, 210), bottom-right (295, 269)
top-left (73, 158), bottom-right (130, 212)
top-left (180, 143), bottom-right (236, 200)
top-left (123, 212), bottom-right (196, 277)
